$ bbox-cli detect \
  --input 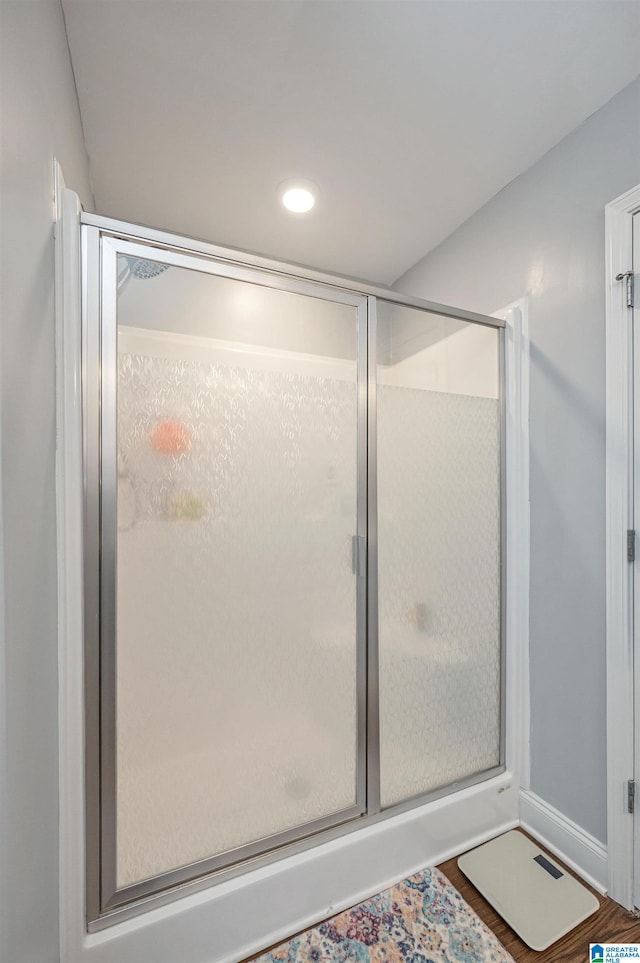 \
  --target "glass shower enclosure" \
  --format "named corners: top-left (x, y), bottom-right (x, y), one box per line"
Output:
top-left (82, 219), bottom-right (505, 924)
